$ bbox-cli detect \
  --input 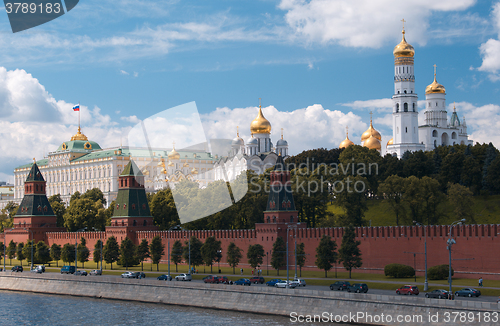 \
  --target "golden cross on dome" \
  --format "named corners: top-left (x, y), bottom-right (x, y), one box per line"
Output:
top-left (33, 157), bottom-right (36, 163)
top-left (401, 18), bottom-right (406, 32)
top-left (369, 111), bottom-right (373, 122)
top-left (237, 126), bottom-right (239, 137)
top-left (453, 101), bottom-right (456, 112)
top-left (346, 126), bottom-right (349, 137)
top-left (259, 98), bottom-right (262, 108)
top-left (172, 141), bottom-right (175, 149)
top-left (433, 64), bottom-right (437, 77)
